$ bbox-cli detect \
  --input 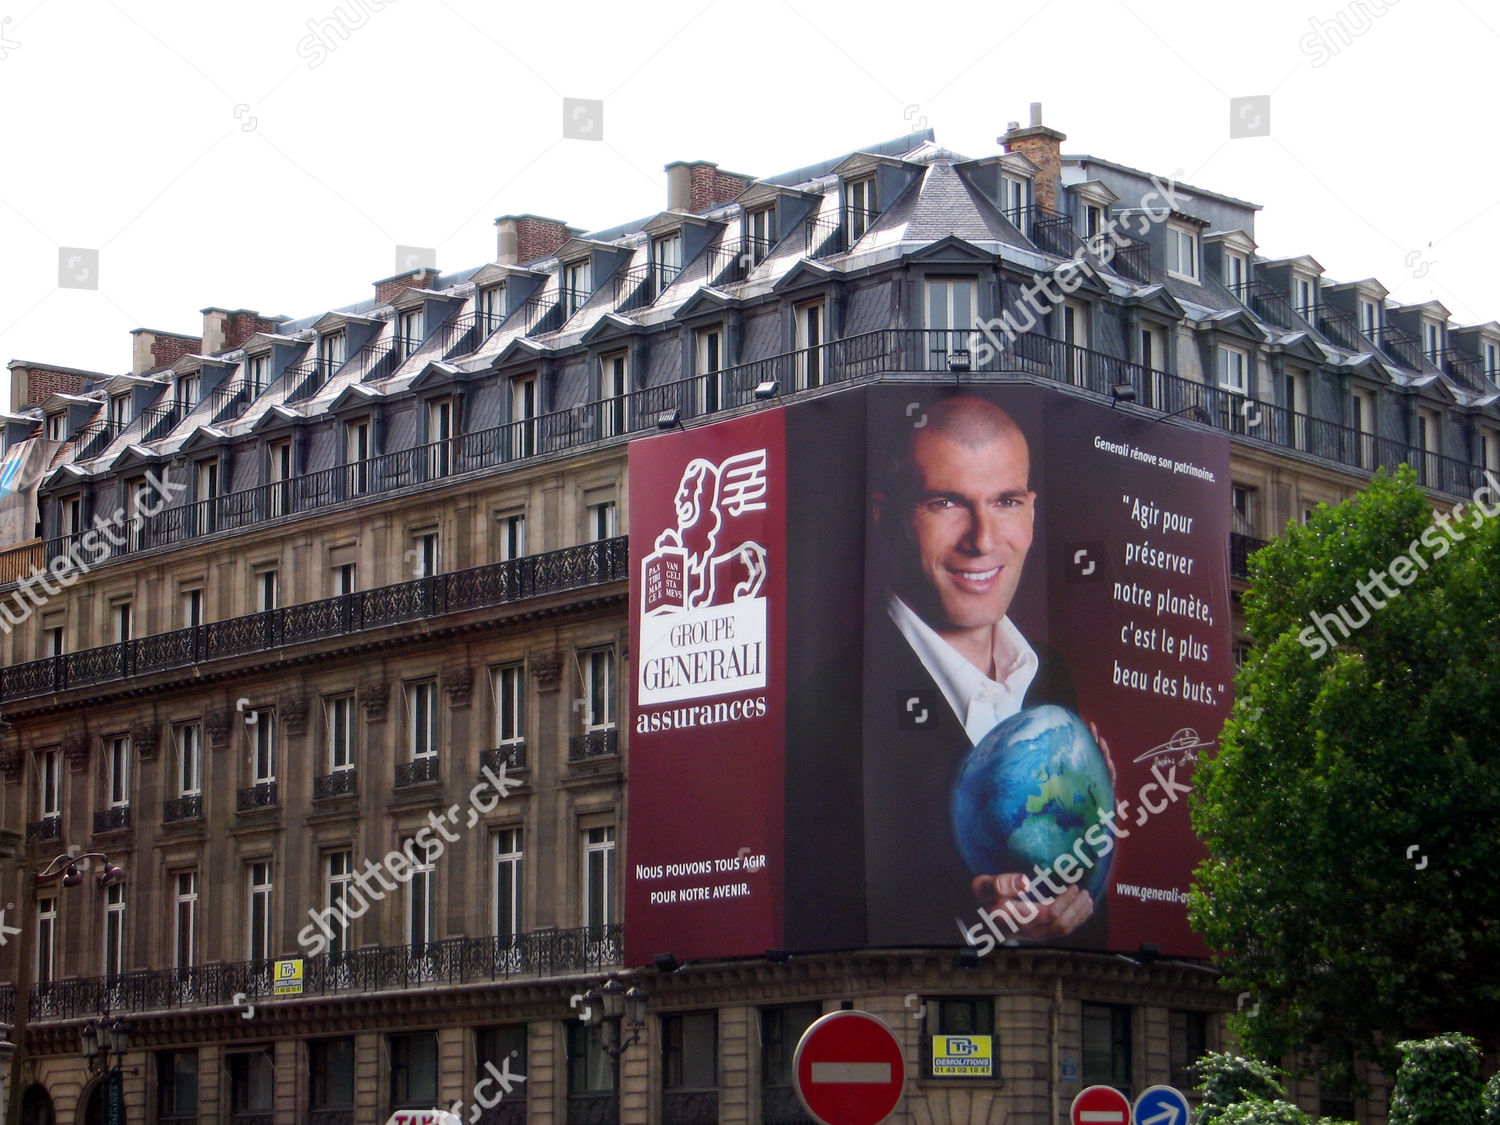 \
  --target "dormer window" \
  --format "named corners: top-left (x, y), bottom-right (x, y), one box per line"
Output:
top-left (45, 412), bottom-right (65, 442)
top-left (1359, 299), bottom-right (1381, 338)
top-left (563, 260), bottom-right (591, 317)
top-left (107, 394), bottom-right (129, 429)
top-left (846, 177), bottom-right (877, 241)
top-left (1484, 340), bottom-right (1499, 378)
top-left (176, 374), bottom-right (199, 409)
top-left (1165, 223), bottom-right (1199, 282)
top-left (481, 284), bottom-right (506, 333)
top-left (399, 308), bottom-right (424, 359)
top-left (1422, 320), bottom-right (1442, 362)
top-left (1223, 252), bottom-right (1248, 294)
top-left (1292, 276), bottom-right (1316, 318)
top-left (1001, 175), bottom-right (1029, 223)
top-left (747, 207), bottom-right (776, 264)
top-left (651, 232), bottom-right (683, 296)
top-left (318, 331), bottom-right (346, 375)
top-left (1081, 202), bottom-right (1106, 243)
top-left (427, 398), bottom-right (453, 479)
top-left (246, 353), bottom-right (269, 395)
